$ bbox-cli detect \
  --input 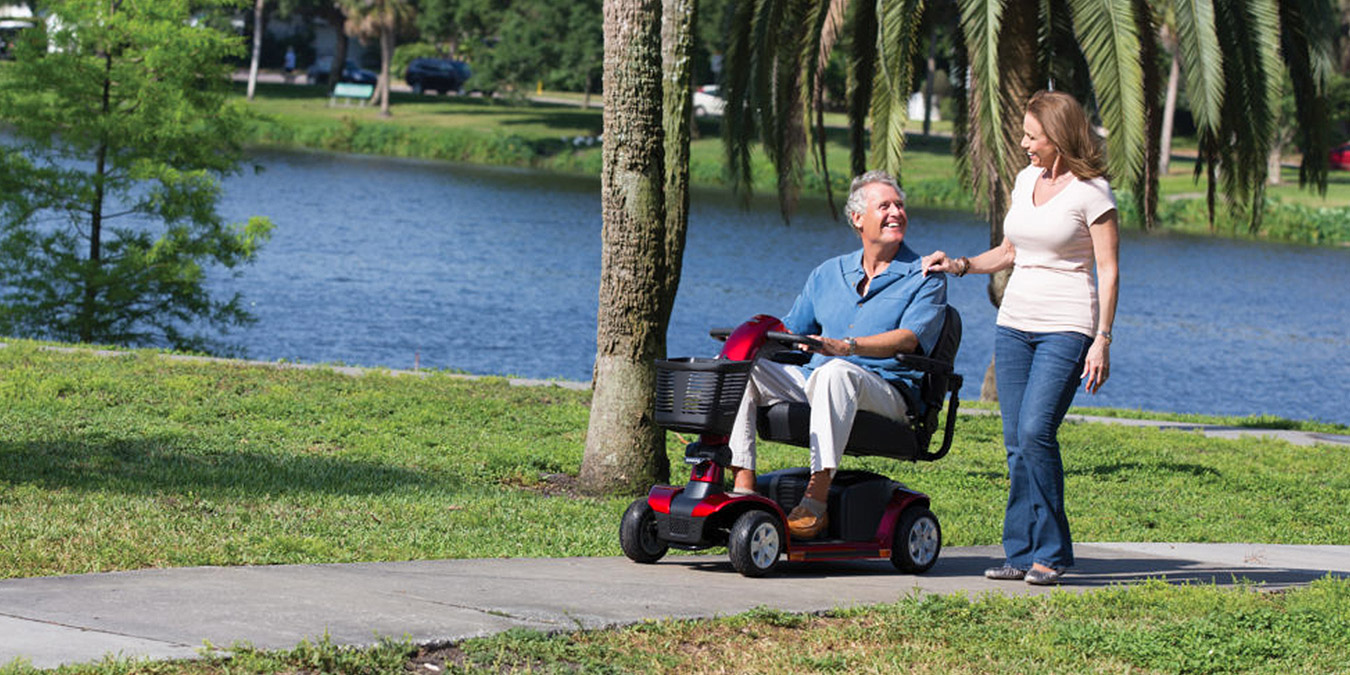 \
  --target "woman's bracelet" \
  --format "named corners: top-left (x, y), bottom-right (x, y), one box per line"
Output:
top-left (956, 257), bottom-right (971, 277)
